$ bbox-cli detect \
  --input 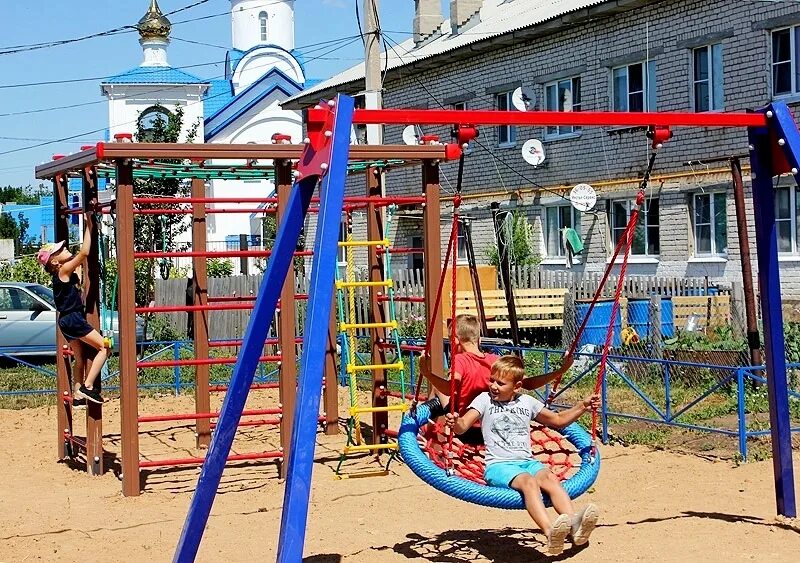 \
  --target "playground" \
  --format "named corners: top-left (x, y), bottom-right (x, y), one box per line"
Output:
top-left (0, 96), bottom-right (795, 562)
top-left (0, 391), bottom-right (798, 562)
